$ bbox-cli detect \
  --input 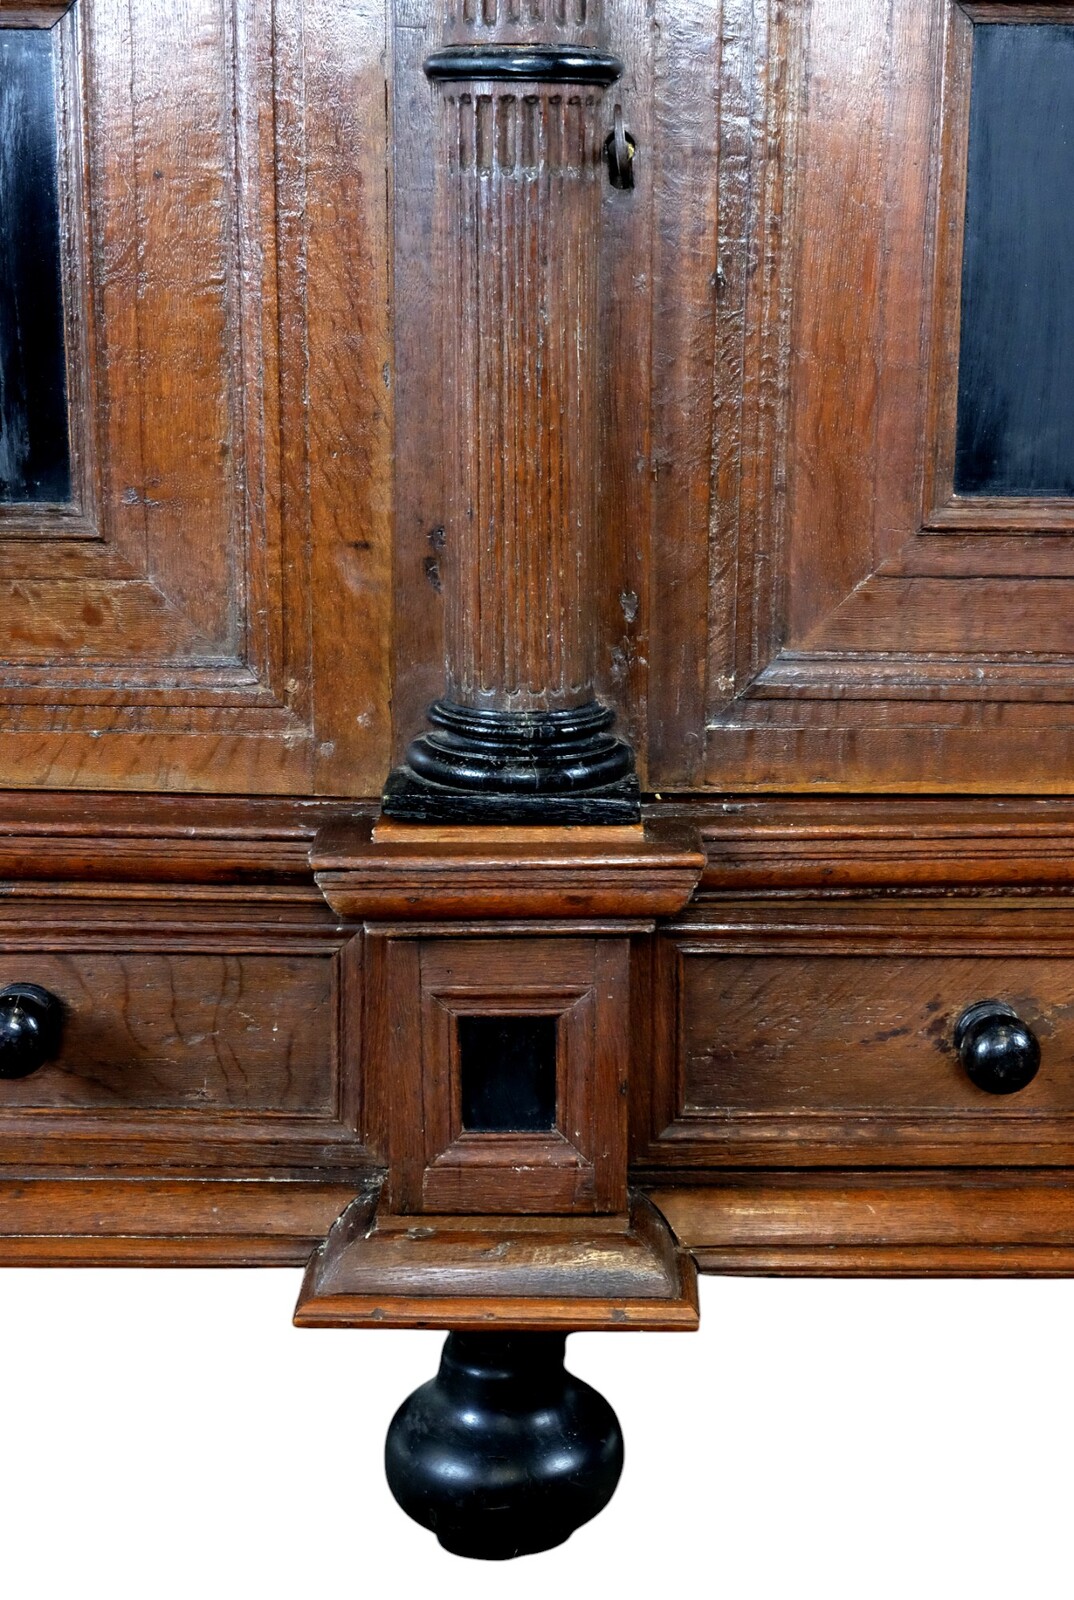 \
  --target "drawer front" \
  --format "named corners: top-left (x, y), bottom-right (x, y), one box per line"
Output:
top-left (681, 956), bottom-right (1071, 1117)
top-left (0, 953), bottom-right (334, 1113)
top-left (0, 890), bottom-right (367, 1172)
top-left (642, 909), bottom-right (1074, 1168)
